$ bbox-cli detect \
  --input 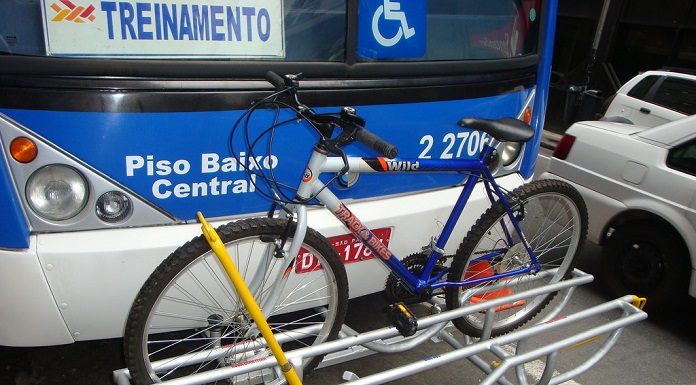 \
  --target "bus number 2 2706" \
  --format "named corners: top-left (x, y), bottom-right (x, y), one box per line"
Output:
top-left (418, 132), bottom-right (492, 159)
